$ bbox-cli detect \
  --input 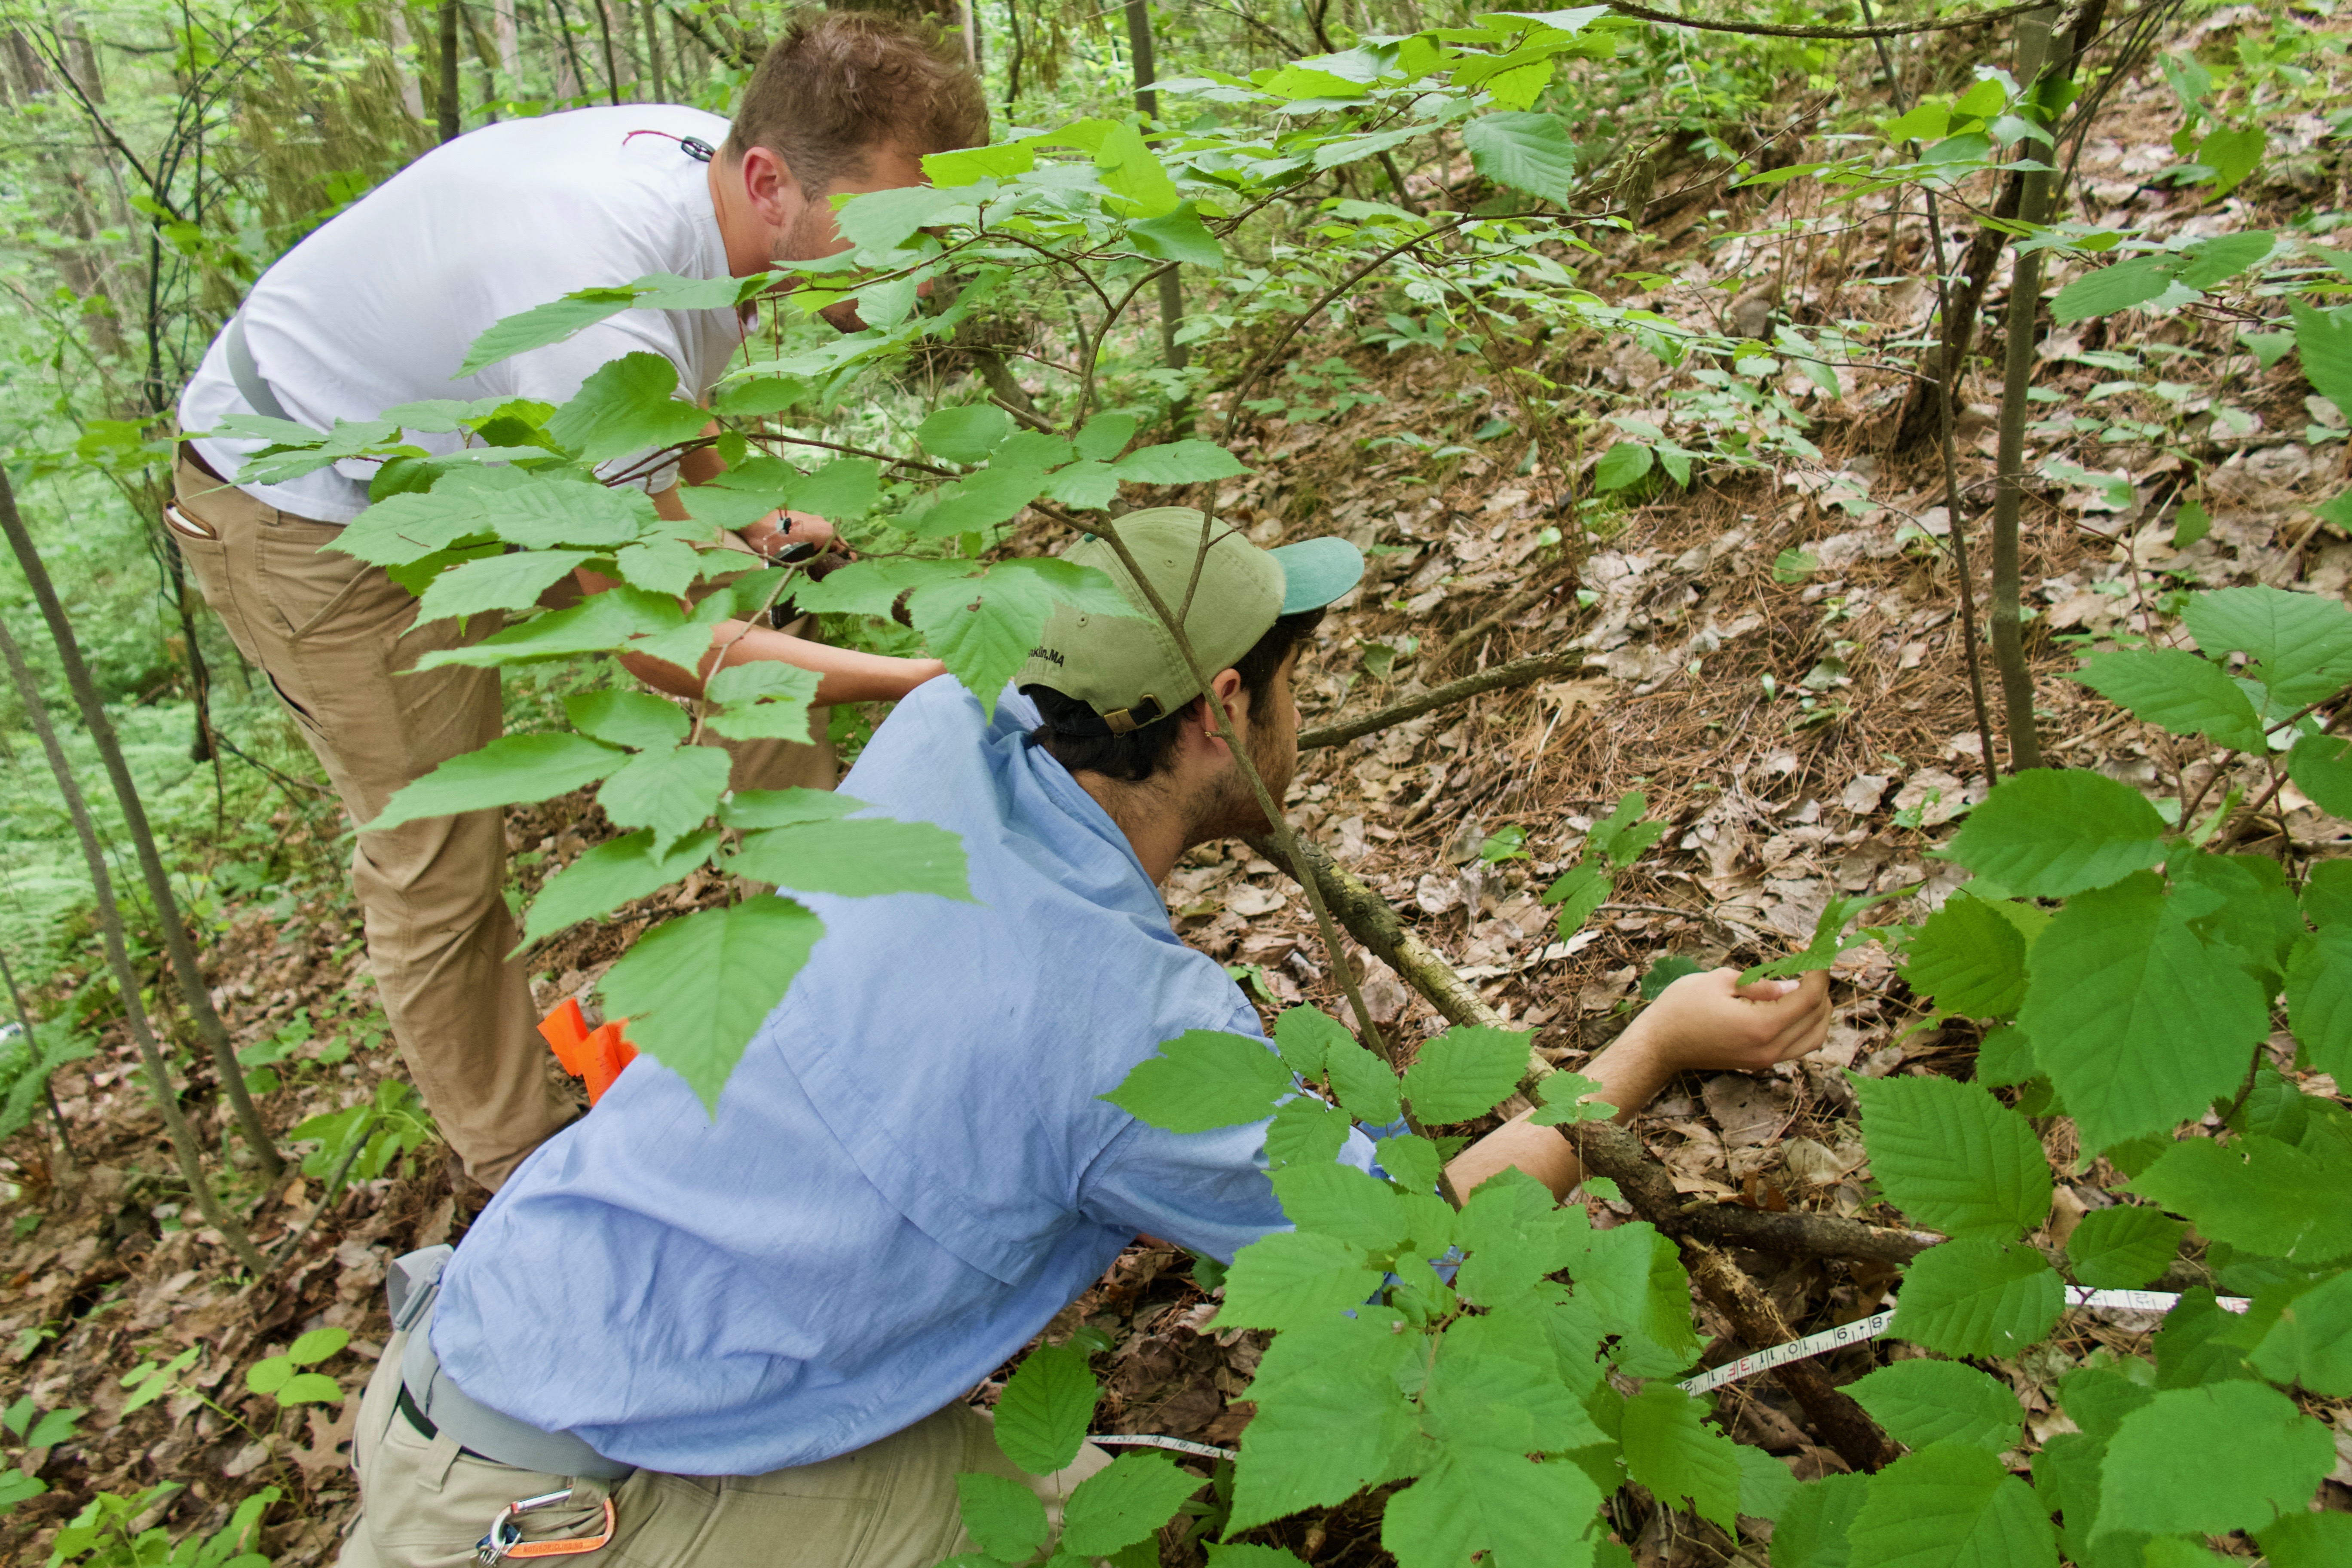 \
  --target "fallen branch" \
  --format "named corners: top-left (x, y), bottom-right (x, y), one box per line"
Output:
top-left (1299, 647), bottom-right (1582, 751)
